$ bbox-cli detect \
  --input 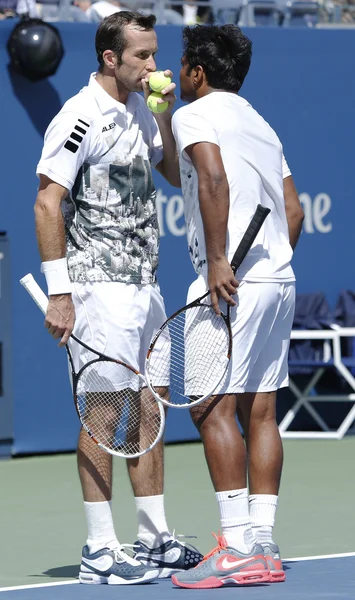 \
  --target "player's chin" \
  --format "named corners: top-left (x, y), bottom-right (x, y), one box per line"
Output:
top-left (126, 80), bottom-right (143, 93)
top-left (135, 79), bottom-right (146, 91)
